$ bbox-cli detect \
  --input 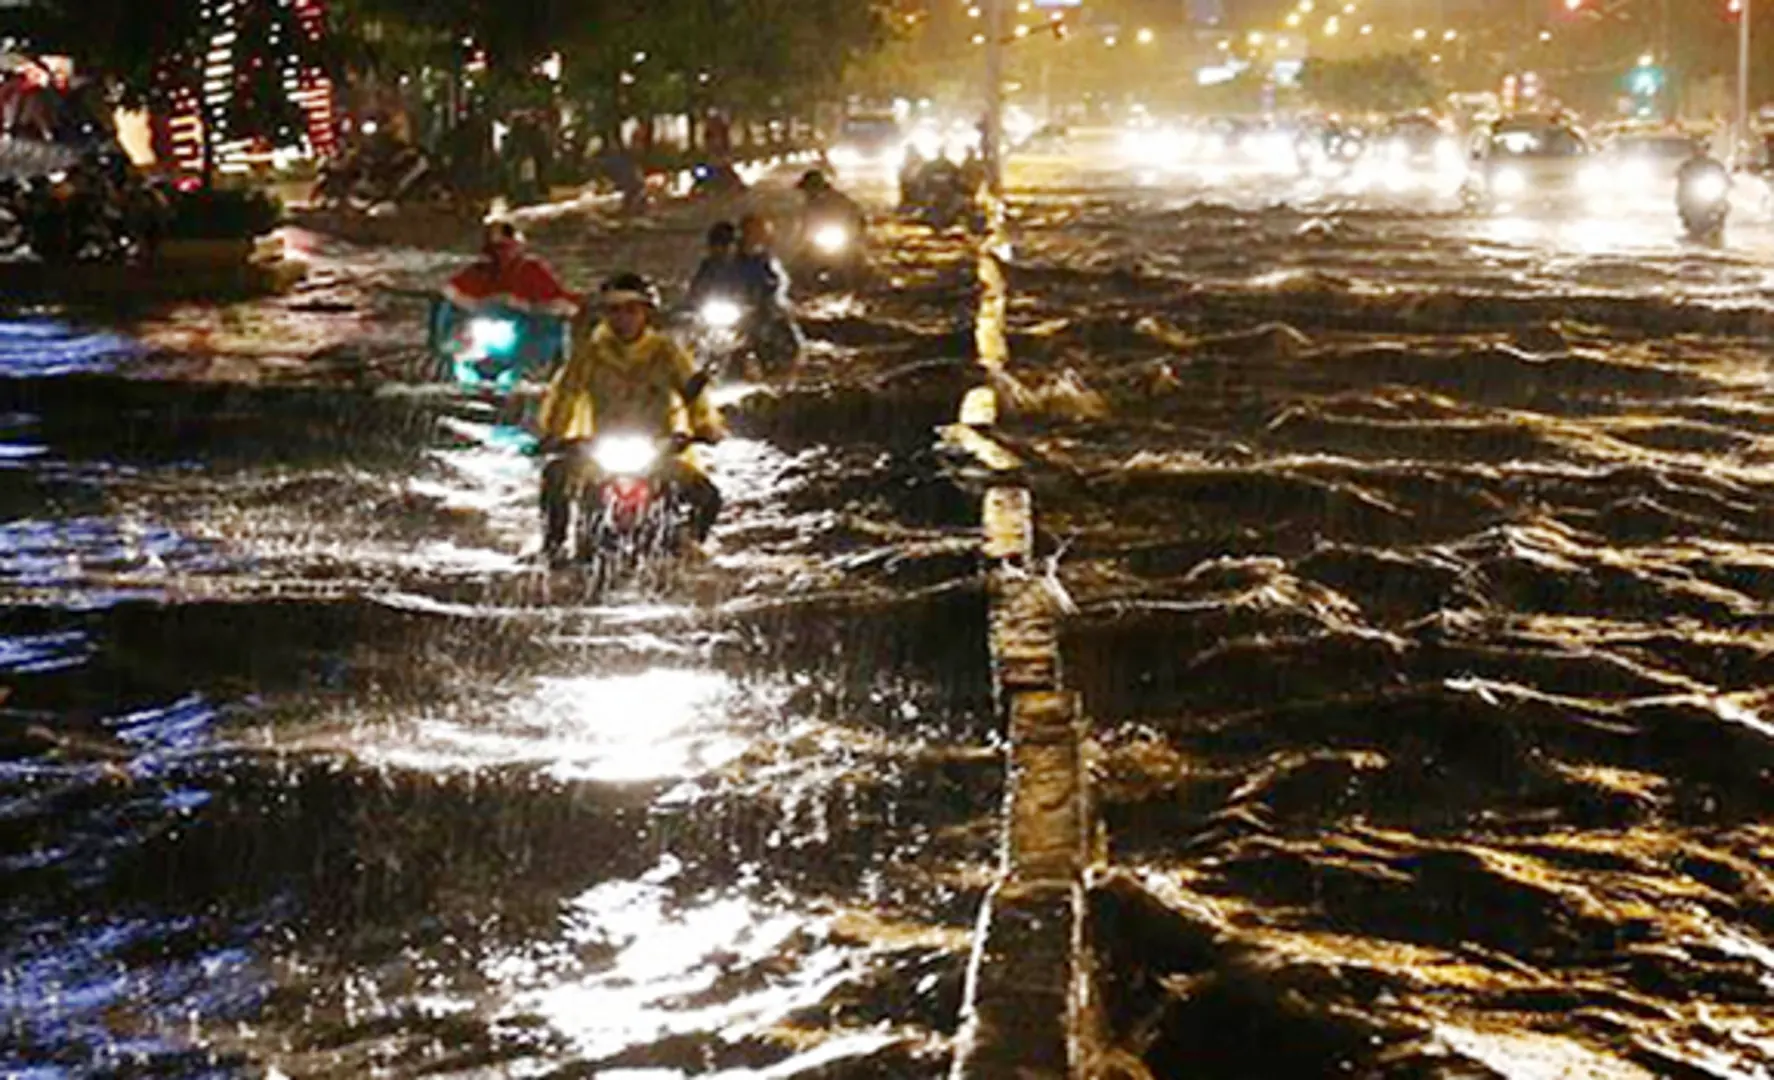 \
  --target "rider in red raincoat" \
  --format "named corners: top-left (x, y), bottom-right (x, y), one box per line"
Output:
top-left (442, 222), bottom-right (579, 317)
